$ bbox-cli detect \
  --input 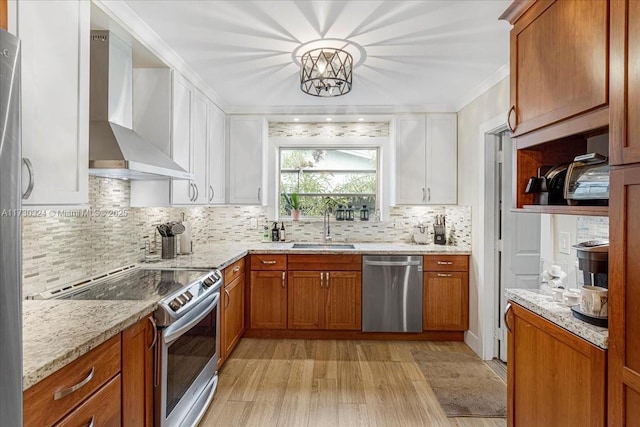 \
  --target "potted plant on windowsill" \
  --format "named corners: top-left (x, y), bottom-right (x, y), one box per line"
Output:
top-left (283, 193), bottom-right (302, 221)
